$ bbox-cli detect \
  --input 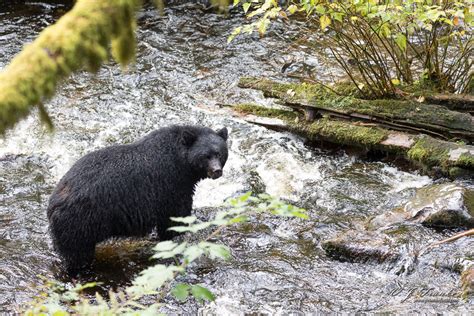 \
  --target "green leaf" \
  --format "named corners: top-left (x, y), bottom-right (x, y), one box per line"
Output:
top-left (257, 193), bottom-right (271, 200)
top-left (331, 12), bottom-right (344, 23)
top-left (168, 226), bottom-right (191, 232)
top-left (199, 242), bottom-right (231, 260)
top-left (153, 240), bottom-right (178, 252)
top-left (211, 218), bottom-right (228, 226)
top-left (315, 5), bottom-right (326, 14)
top-left (227, 26), bottom-right (242, 43)
top-left (243, 24), bottom-right (254, 34)
top-left (42, 304), bottom-right (68, 315)
top-left (138, 304), bottom-right (162, 316)
top-left (243, 2), bottom-right (251, 13)
top-left (188, 222), bottom-right (212, 233)
top-left (183, 245), bottom-right (205, 263)
top-left (127, 265), bottom-right (183, 297)
top-left (291, 210), bottom-right (309, 219)
top-left (380, 23), bottom-right (391, 37)
top-left (395, 33), bottom-right (407, 52)
top-left (238, 191), bottom-right (252, 202)
top-left (170, 215), bottom-right (197, 224)
top-left (229, 215), bottom-right (249, 224)
top-left (152, 242), bottom-right (187, 259)
top-left (214, 210), bottom-right (230, 221)
top-left (320, 15), bottom-right (331, 30)
top-left (171, 283), bottom-right (191, 302)
top-left (191, 285), bottom-right (215, 303)
top-left (74, 282), bottom-right (101, 292)
top-left (233, 0), bottom-right (240, 6)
